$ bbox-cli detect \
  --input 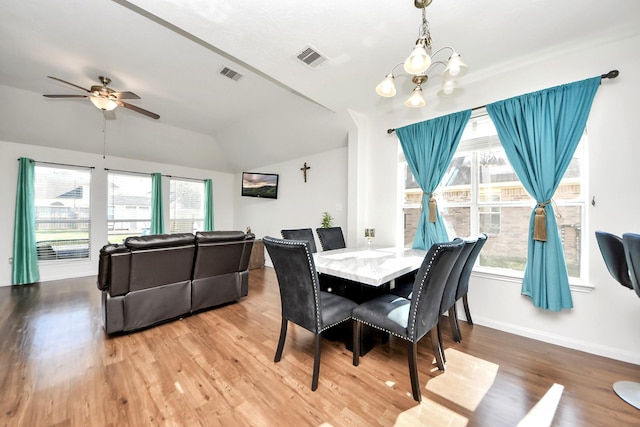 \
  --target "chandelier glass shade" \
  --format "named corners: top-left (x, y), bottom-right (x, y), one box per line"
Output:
top-left (376, 1), bottom-right (468, 108)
